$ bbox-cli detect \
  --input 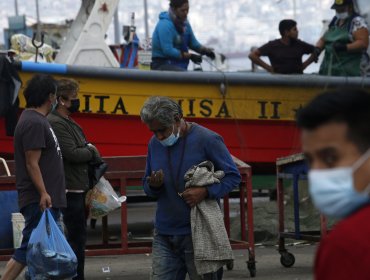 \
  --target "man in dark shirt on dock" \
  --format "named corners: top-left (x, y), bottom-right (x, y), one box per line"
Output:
top-left (2, 74), bottom-right (66, 280)
top-left (249, 19), bottom-right (318, 74)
